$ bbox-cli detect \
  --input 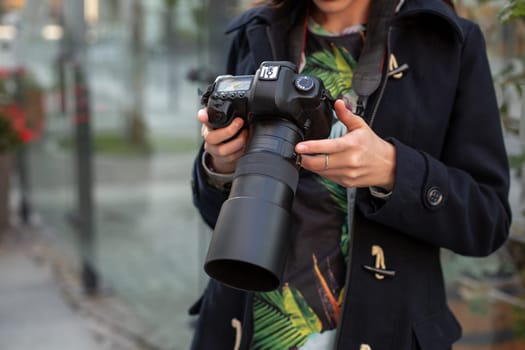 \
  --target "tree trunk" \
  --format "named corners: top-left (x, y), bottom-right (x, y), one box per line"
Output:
top-left (0, 152), bottom-right (12, 233)
top-left (126, 0), bottom-right (147, 147)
